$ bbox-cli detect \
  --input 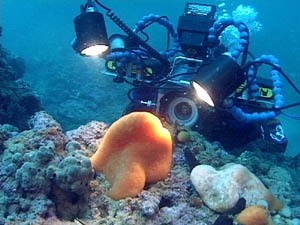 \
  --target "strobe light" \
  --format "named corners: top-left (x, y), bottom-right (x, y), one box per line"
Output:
top-left (72, 10), bottom-right (109, 56)
top-left (192, 54), bottom-right (245, 107)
